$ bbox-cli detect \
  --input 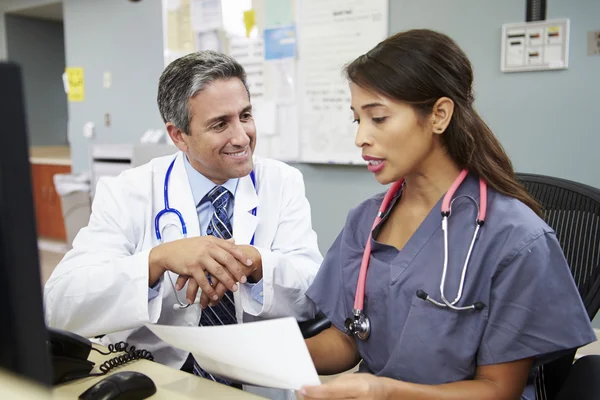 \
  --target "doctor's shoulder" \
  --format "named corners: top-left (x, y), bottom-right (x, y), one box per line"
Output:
top-left (92, 158), bottom-right (160, 210)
